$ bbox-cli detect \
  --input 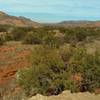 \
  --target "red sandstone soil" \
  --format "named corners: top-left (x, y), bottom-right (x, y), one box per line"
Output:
top-left (0, 43), bottom-right (32, 86)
